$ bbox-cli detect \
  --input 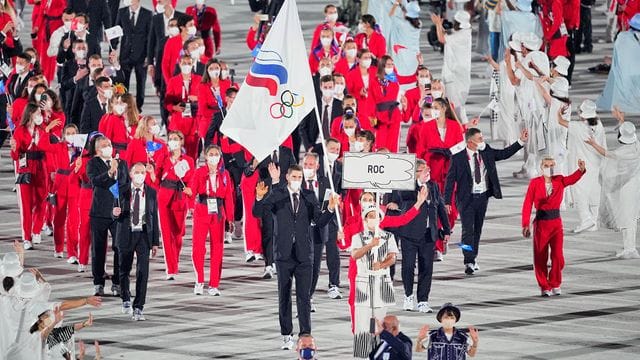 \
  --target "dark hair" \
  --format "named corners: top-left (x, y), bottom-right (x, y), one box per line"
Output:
top-left (324, 4), bottom-right (336, 13)
top-left (29, 311), bottom-right (48, 334)
top-left (95, 76), bottom-right (111, 88)
top-left (72, 39), bottom-right (86, 48)
top-left (326, 137), bottom-right (340, 146)
top-left (64, 123), bottom-right (78, 133)
top-left (178, 14), bottom-right (194, 29)
top-left (75, 13), bottom-right (89, 23)
top-left (287, 164), bottom-right (303, 174)
top-left (63, 7), bottom-right (75, 15)
top-left (201, 58), bottom-right (221, 83)
top-left (17, 52), bottom-right (32, 63)
top-left (584, 117), bottom-right (598, 126)
top-left (88, 54), bottom-right (102, 62)
top-left (225, 87), bottom-right (238, 97)
top-left (357, 48), bottom-right (371, 59)
top-left (376, 55), bottom-right (393, 80)
top-left (28, 84), bottom-right (48, 103)
top-left (465, 127), bottom-right (482, 142)
top-left (361, 14), bottom-right (376, 27)
top-left (21, 103), bottom-right (41, 126)
top-left (320, 75), bottom-right (333, 84)
top-left (204, 144), bottom-right (222, 155)
top-left (87, 133), bottom-right (104, 156)
top-left (43, 89), bottom-right (63, 112)
top-left (357, 129), bottom-right (375, 143)
top-left (2, 276), bottom-right (14, 292)
top-left (433, 98), bottom-right (455, 119)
